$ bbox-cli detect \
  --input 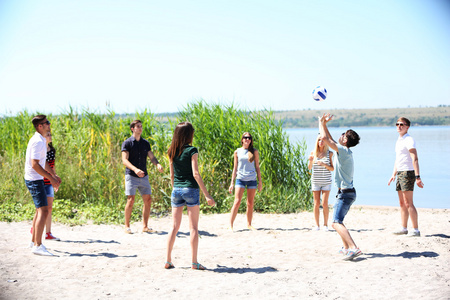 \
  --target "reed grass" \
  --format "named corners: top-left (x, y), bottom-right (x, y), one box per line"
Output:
top-left (0, 102), bottom-right (311, 224)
